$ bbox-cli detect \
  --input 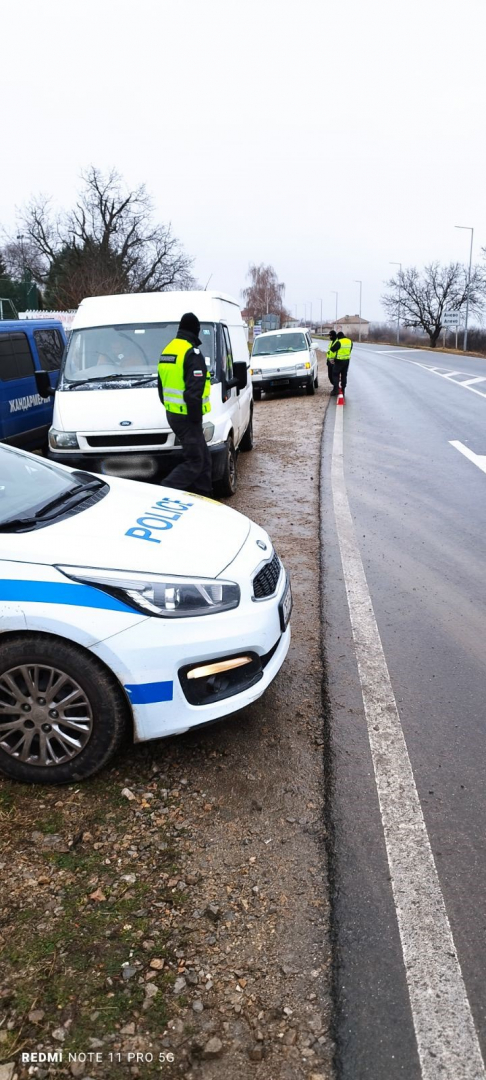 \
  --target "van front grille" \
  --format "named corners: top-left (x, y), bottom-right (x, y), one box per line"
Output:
top-left (85, 433), bottom-right (168, 448)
